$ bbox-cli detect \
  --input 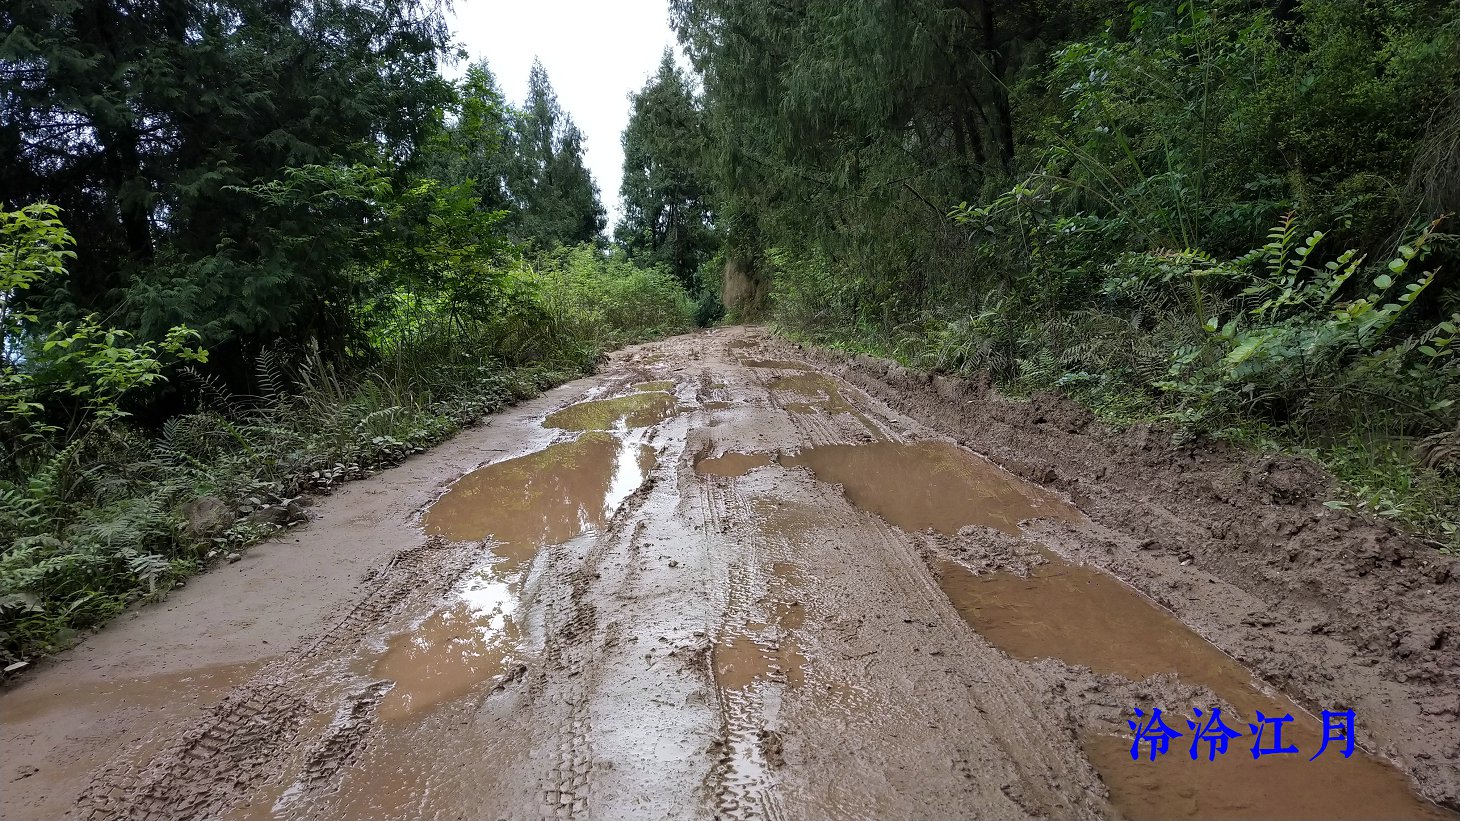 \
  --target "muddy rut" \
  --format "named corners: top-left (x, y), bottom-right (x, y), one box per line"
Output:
top-left (2, 327), bottom-right (1456, 820)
